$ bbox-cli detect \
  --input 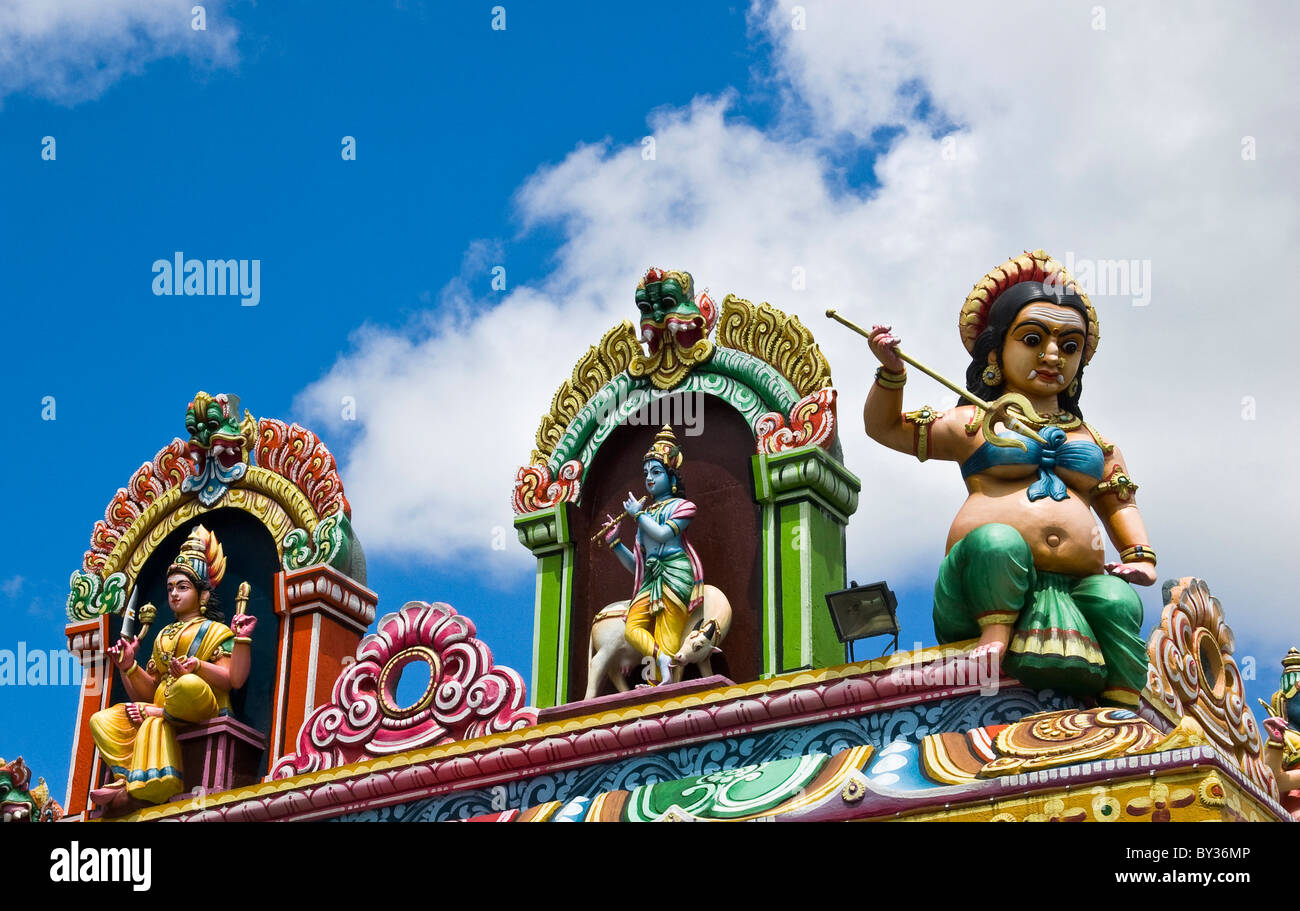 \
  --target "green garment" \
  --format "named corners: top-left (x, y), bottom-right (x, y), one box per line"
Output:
top-left (638, 551), bottom-right (697, 614)
top-left (932, 523), bottom-right (1147, 702)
